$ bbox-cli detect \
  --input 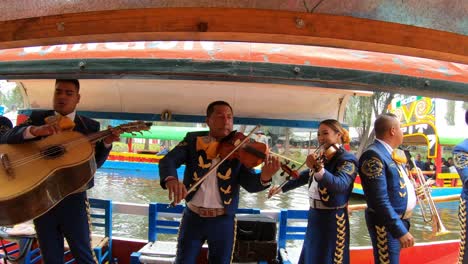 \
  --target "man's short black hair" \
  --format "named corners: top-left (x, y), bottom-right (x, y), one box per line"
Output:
top-left (374, 113), bottom-right (398, 138)
top-left (206, 101), bottom-right (233, 117)
top-left (55, 79), bottom-right (80, 92)
top-left (466, 109), bottom-right (468, 125)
